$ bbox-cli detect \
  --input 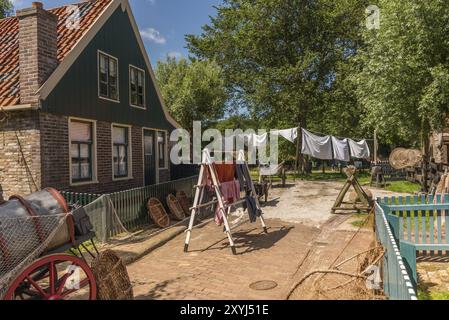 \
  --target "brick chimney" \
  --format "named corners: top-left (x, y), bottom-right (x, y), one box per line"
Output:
top-left (17, 2), bottom-right (58, 106)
